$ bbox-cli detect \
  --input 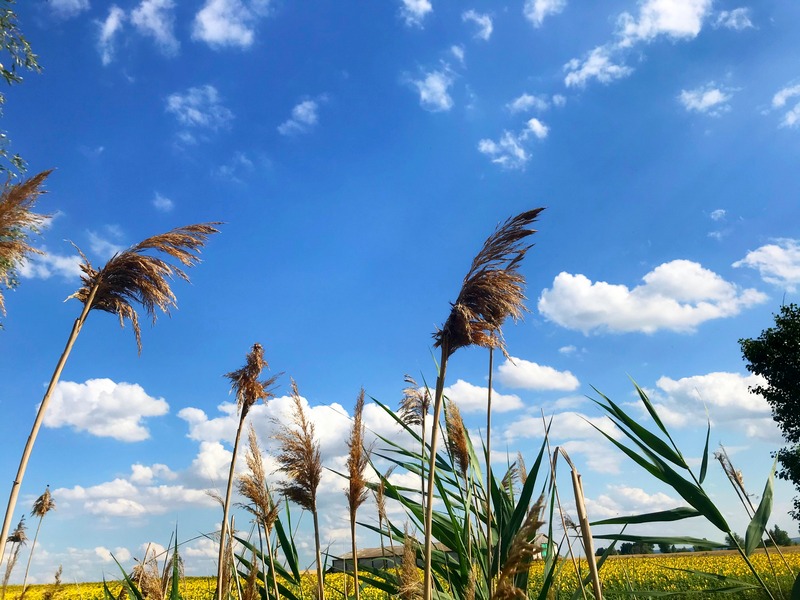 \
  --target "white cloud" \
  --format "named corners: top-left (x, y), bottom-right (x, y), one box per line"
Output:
top-left (442, 379), bottom-right (523, 413)
top-left (526, 117), bottom-right (549, 139)
top-left (44, 379), bottom-right (169, 442)
top-left (558, 345), bottom-right (577, 355)
top-left (152, 192), bottom-right (174, 212)
top-left (97, 6), bottom-right (126, 66)
top-left (88, 230), bottom-right (124, 259)
top-left (165, 85), bottom-right (234, 133)
top-left (496, 356), bottom-right (579, 391)
top-left (564, 45), bottom-right (632, 88)
top-left (733, 239), bottom-right (800, 292)
top-left (772, 84), bottom-right (800, 129)
top-left (538, 259), bottom-right (767, 334)
top-left (616, 0), bottom-right (713, 47)
top-left (278, 99), bottom-right (322, 135)
top-left (411, 70), bottom-right (454, 112)
top-left (478, 118), bottom-right (548, 169)
top-left (678, 83), bottom-right (733, 116)
top-left (507, 93), bottom-right (549, 114)
top-left (130, 463), bottom-right (176, 485)
top-left (587, 485), bottom-right (679, 520)
top-left (462, 10), bottom-right (492, 40)
top-left (86, 498), bottom-right (147, 517)
top-left (552, 94), bottom-right (567, 107)
top-left (94, 546), bottom-right (131, 562)
top-left (50, 0), bottom-right (90, 19)
top-left (18, 248), bottom-right (82, 281)
top-left (710, 209), bottom-right (726, 221)
top-left (192, 0), bottom-right (270, 48)
top-left (450, 45), bottom-right (465, 64)
top-left (399, 0), bottom-right (432, 27)
top-left (523, 0), bottom-right (566, 27)
top-left (131, 0), bottom-right (179, 56)
top-left (713, 8), bottom-right (753, 30)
